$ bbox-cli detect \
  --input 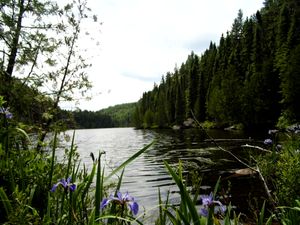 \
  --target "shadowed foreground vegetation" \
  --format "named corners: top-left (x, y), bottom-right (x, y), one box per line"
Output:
top-left (1, 100), bottom-right (300, 224)
top-left (1, 0), bottom-right (300, 224)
